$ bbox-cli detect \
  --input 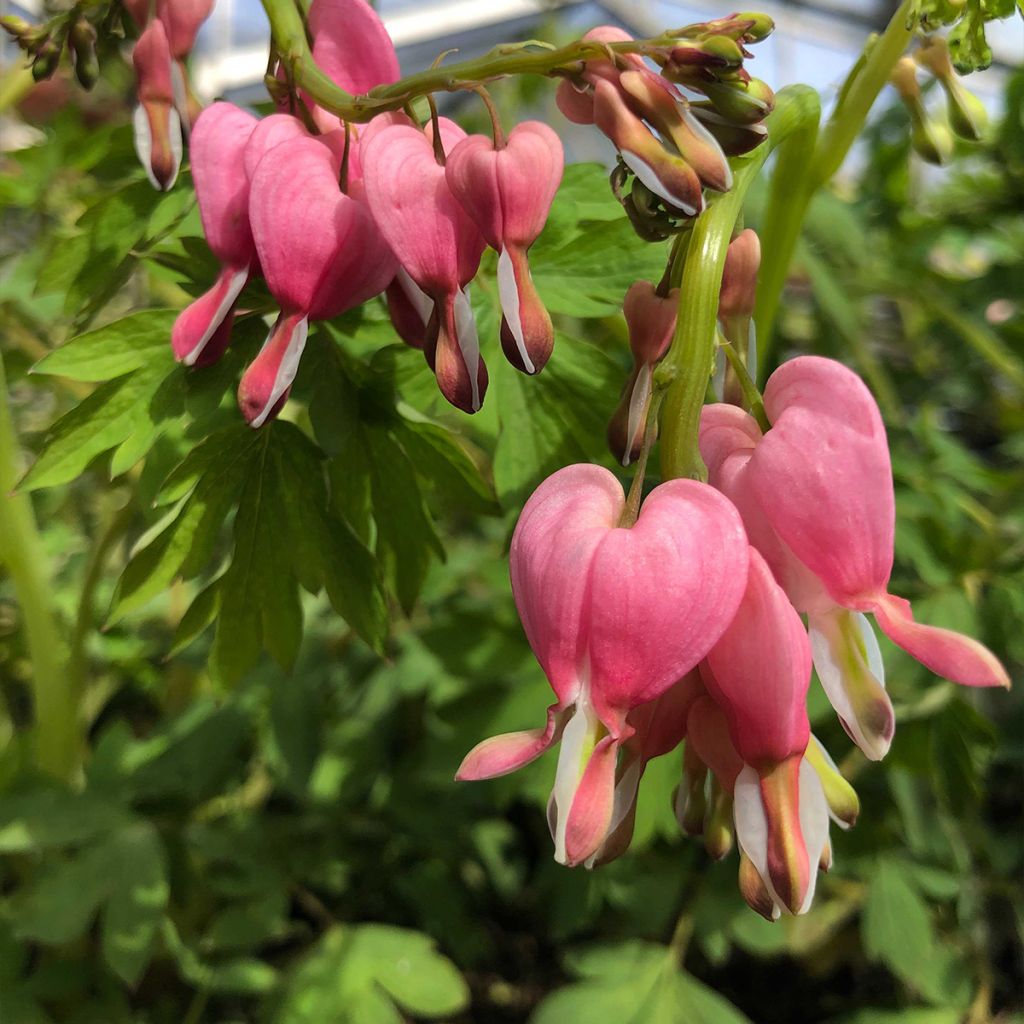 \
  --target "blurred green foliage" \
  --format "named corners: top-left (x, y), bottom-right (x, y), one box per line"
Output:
top-left (0, 41), bottom-right (1021, 1024)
